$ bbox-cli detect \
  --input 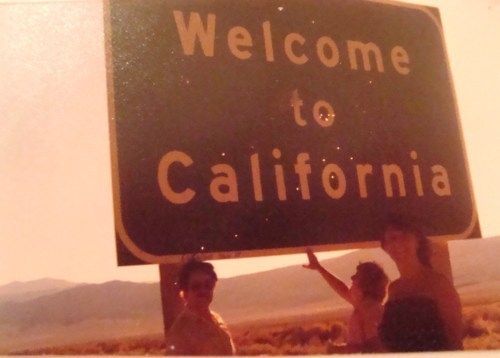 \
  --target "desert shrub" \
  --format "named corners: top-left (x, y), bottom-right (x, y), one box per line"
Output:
top-left (329, 322), bottom-right (343, 341)
top-left (283, 326), bottom-right (309, 346)
top-left (305, 326), bottom-right (327, 344)
top-left (326, 341), bottom-right (344, 353)
top-left (81, 345), bottom-right (101, 354)
top-left (97, 341), bottom-right (120, 354)
top-left (276, 325), bottom-right (334, 347)
top-left (282, 343), bottom-right (308, 355)
top-left (238, 343), bottom-right (279, 355)
top-left (482, 305), bottom-right (500, 321)
top-left (253, 335), bottom-right (275, 345)
top-left (464, 335), bottom-right (500, 351)
top-left (233, 335), bottom-right (251, 346)
top-left (272, 326), bottom-right (295, 341)
top-left (231, 320), bottom-right (349, 355)
top-left (491, 322), bottom-right (500, 334)
top-left (463, 317), bottom-right (490, 338)
top-left (145, 338), bottom-right (166, 353)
